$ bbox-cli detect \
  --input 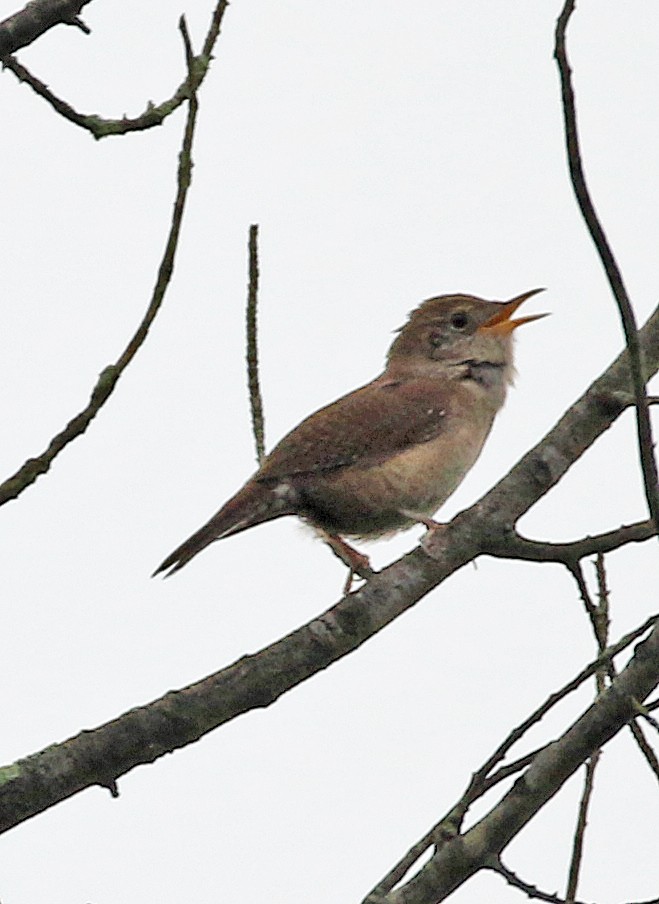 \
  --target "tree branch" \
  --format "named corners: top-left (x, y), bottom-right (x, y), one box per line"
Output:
top-left (381, 623), bottom-right (659, 903)
top-left (0, 0), bottom-right (91, 57)
top-left (487, 521), bottom-right (656, 565)
top-left (0, 17), bottom-right (209, 507)
top-left (2, 2), bottom-right (229, 138)
top-left (554, 0), bottom-right (659, 533)
top-left (0, 308), bottom-right (659, 830)
top-left (492, 858), bottom-right (593, 904)
top-left (472, 304), bottom-right (659, 561)
top-left (565, 556), bottom-right (608, 903)
top-left (2, 53), bottom-right (201, 138)
top-left (246, 224), bottom-right (266, 465)
top-left (364, 615), bottom-right (656, 901)
top-left (1, 307), bottom-right (658, 832)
